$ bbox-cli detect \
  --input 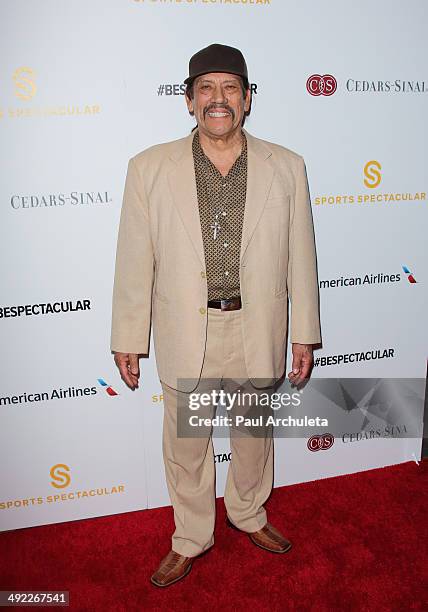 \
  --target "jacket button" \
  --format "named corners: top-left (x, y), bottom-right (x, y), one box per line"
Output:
top-left (200, 271), bottom-right (206, 278)
top-left (199, 307), bottom-right (206, 315)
